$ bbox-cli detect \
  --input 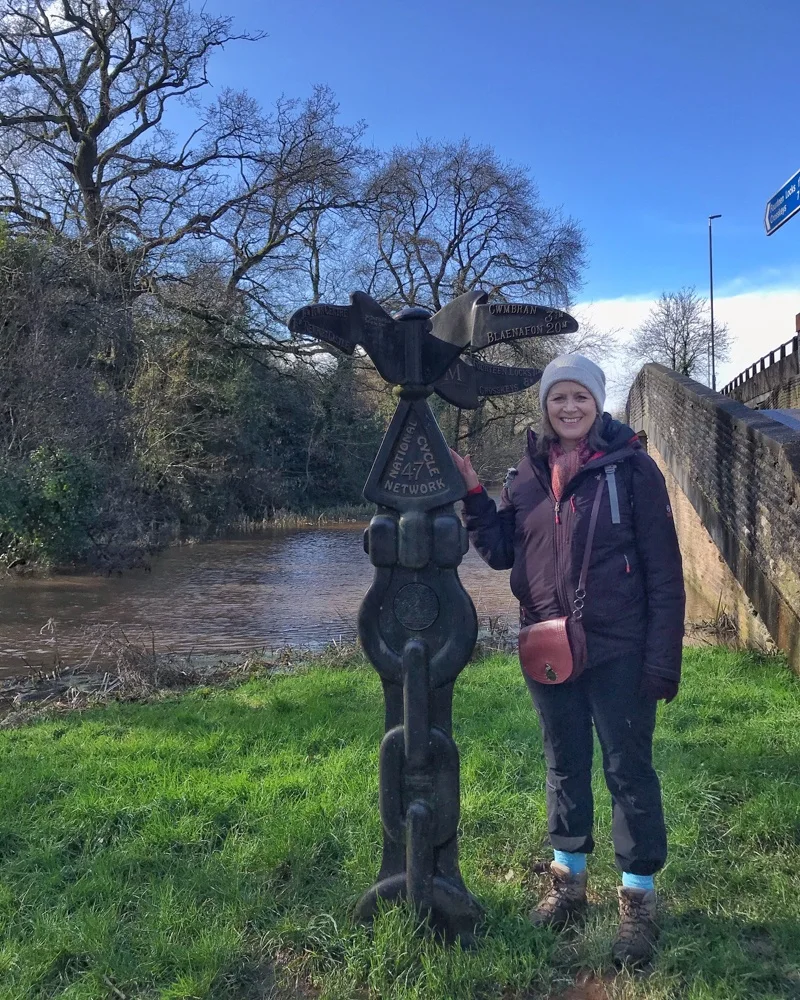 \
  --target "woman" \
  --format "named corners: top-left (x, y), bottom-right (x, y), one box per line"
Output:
top-left (452, 353), bottom-right (684, 967)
